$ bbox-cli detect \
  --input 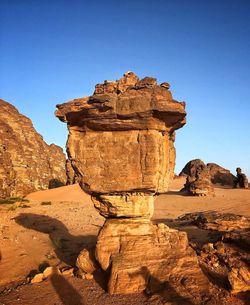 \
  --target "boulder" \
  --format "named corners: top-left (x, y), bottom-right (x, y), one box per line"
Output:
top-left (76, 248), bottom-right (98, 274)
top-left (0, 99), bottom-right (66, 198)
top-left (180, 160), bottom-right (214, 196)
